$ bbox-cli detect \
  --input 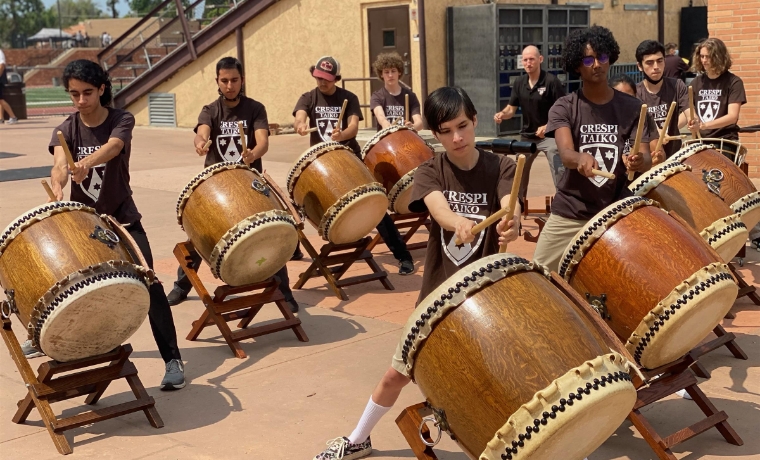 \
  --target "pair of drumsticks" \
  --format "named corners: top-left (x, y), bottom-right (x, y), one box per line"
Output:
top-left (304, 99), bottom-right (349, 135)
top-left (41, 131), bottom-right (78, 201)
